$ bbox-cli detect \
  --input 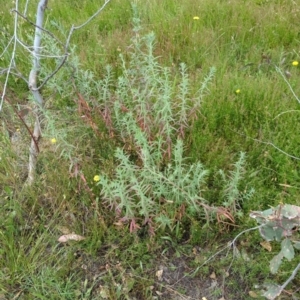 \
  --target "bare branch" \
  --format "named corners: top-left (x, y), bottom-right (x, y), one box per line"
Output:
top-left (281, 262), bottom-right (300, 291)
top-left (23, 0), bottom-right (30, 16)
top-left (251, 137), bottom-right (300, 161)
top-left (36, 52), bottom-right (69, 91)
top-left (11, 8), bottom-right (65, 47)
top-left (0, 36), bottom-right (14, 58)
top-left (276, 66), bottom-right (300, 105)
top-left (73, 0), bottom-right (111, 31)
top-left (171, 225), bottom-right (263, 285)
top-left (0, 67), bottom-right (28, 83)
top-left (36, 0), bottom-right (112, 91)
top-left (5, 96), bottom-right (39, 153)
